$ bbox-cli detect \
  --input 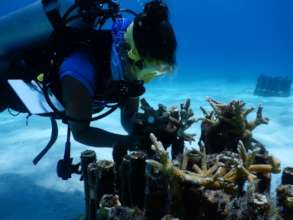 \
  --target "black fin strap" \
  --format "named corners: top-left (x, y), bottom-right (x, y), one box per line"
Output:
top-left (42, 0), bottom-right (64, 31)
top-left (33, 117), bottom-right (59, 165)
